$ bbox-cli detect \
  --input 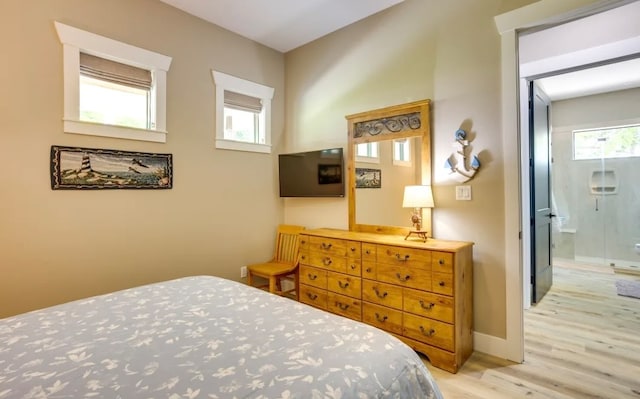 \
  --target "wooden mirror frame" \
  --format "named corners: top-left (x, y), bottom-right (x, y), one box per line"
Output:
top-left (346, 99), bottom-right (432, 234)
